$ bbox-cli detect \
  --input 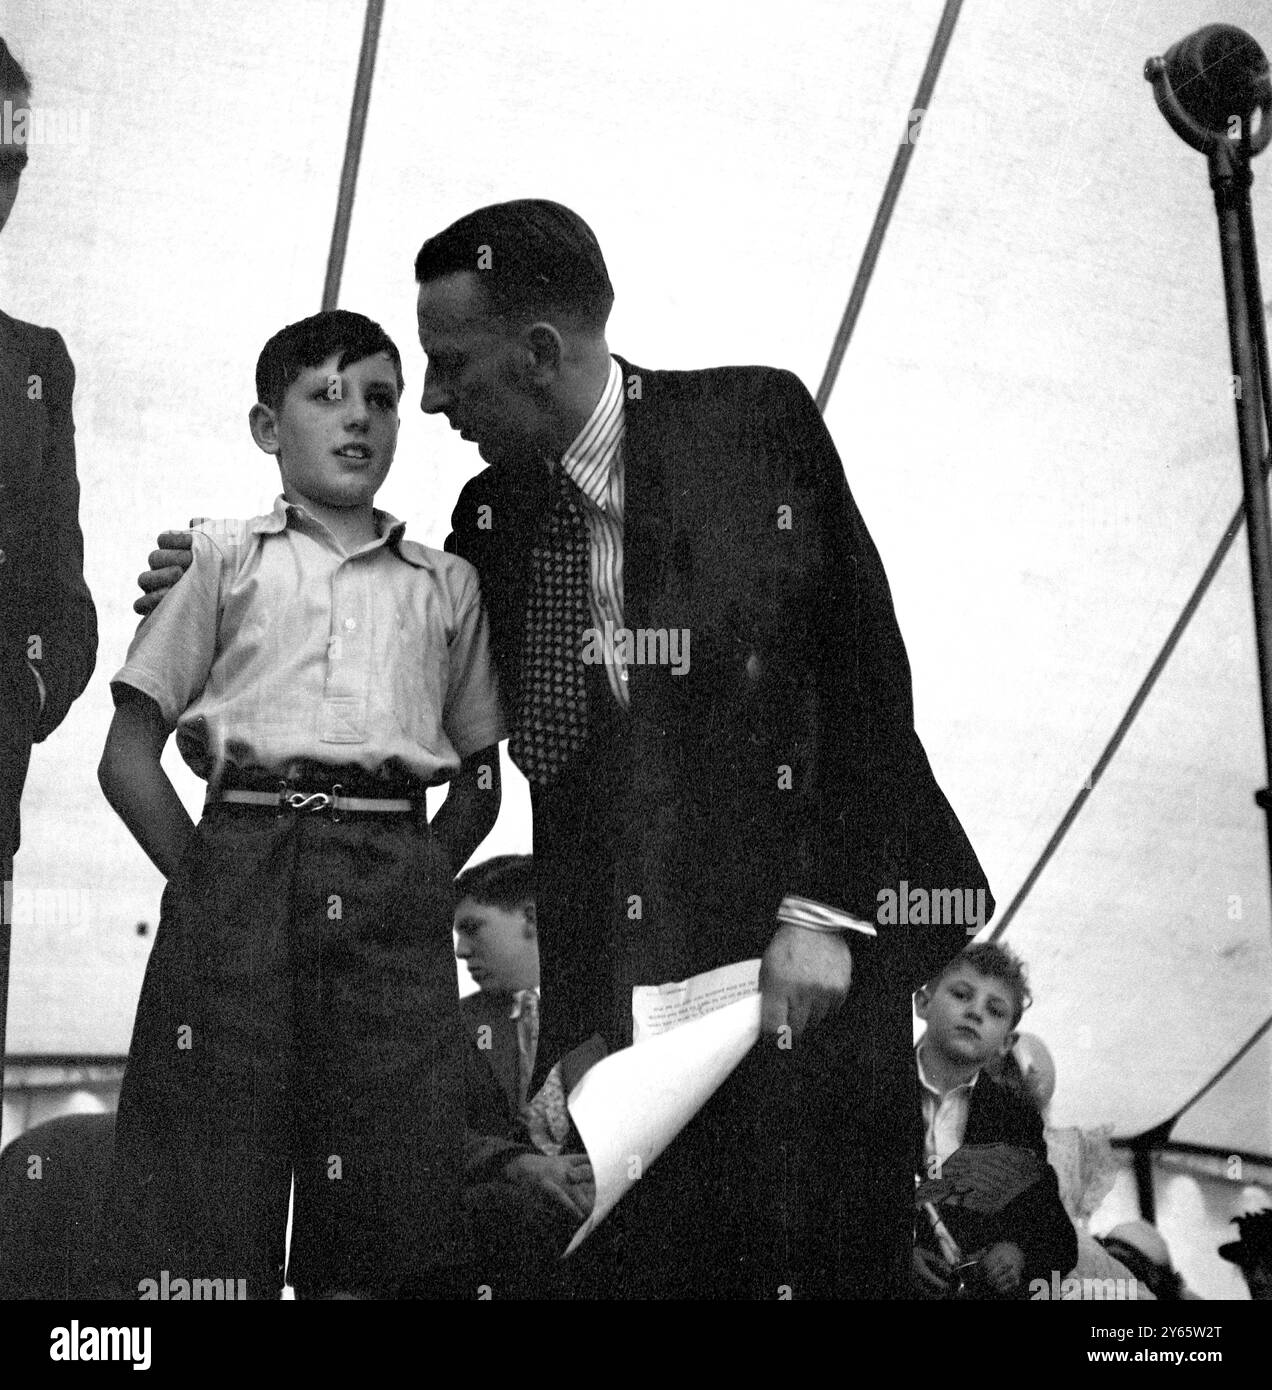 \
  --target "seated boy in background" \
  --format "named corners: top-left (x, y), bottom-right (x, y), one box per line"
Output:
top-left (912, 942), bottom-right (1076, 1299)
top-left (98, 310), bottom-right (504, 1298)
top-left (454, 855), bottom-right (594, 1297)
